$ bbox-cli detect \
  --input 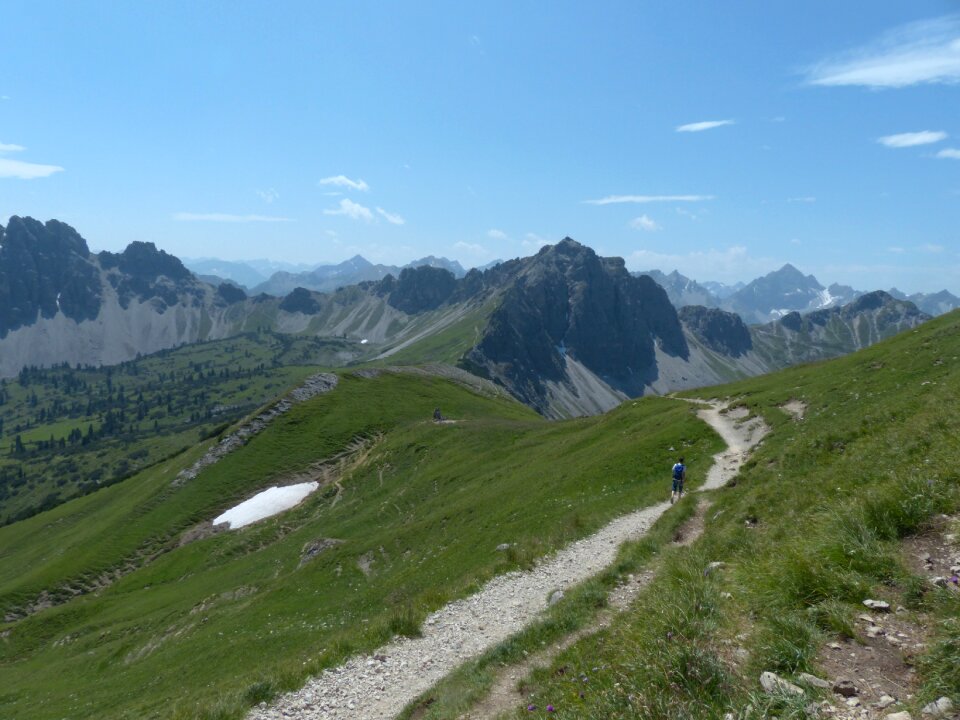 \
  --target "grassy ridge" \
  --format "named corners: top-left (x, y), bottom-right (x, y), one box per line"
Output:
top-left (510, 312), bottom-right (960, 718)
top-left (0, 370), bottom-right (719, 719)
